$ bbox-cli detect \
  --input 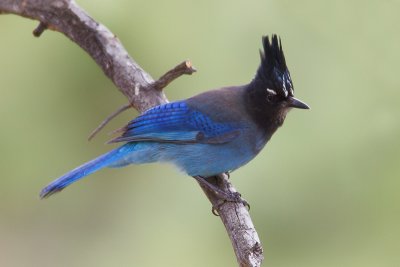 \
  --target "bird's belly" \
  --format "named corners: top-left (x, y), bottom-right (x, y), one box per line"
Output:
top-left (109, 135), bottom-right (265, 177)
top-left (159, 141), bottom-right (257, 177)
